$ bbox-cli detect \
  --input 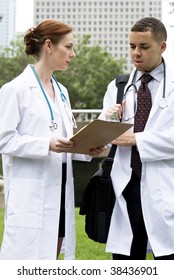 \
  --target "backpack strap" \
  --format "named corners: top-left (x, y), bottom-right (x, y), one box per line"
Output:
top-left (108, 74), bottom-right (130, 158)
top-left (115, 74), bottom-right (130, 104)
